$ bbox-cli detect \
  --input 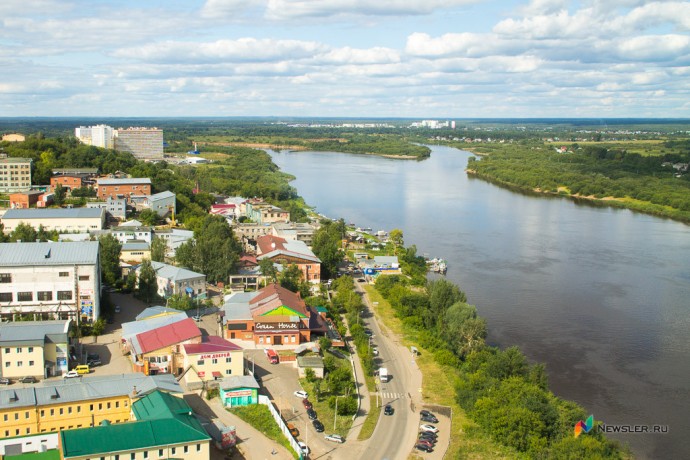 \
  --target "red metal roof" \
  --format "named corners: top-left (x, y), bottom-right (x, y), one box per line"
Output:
top-left (183, 335), bottom-right (243, 355)
top-left (257, 235), bottom-right (287, 254)
top-left (250, 283), bottom-right (308, 317)
top-left (135, 318), bottom-right (201, 354)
